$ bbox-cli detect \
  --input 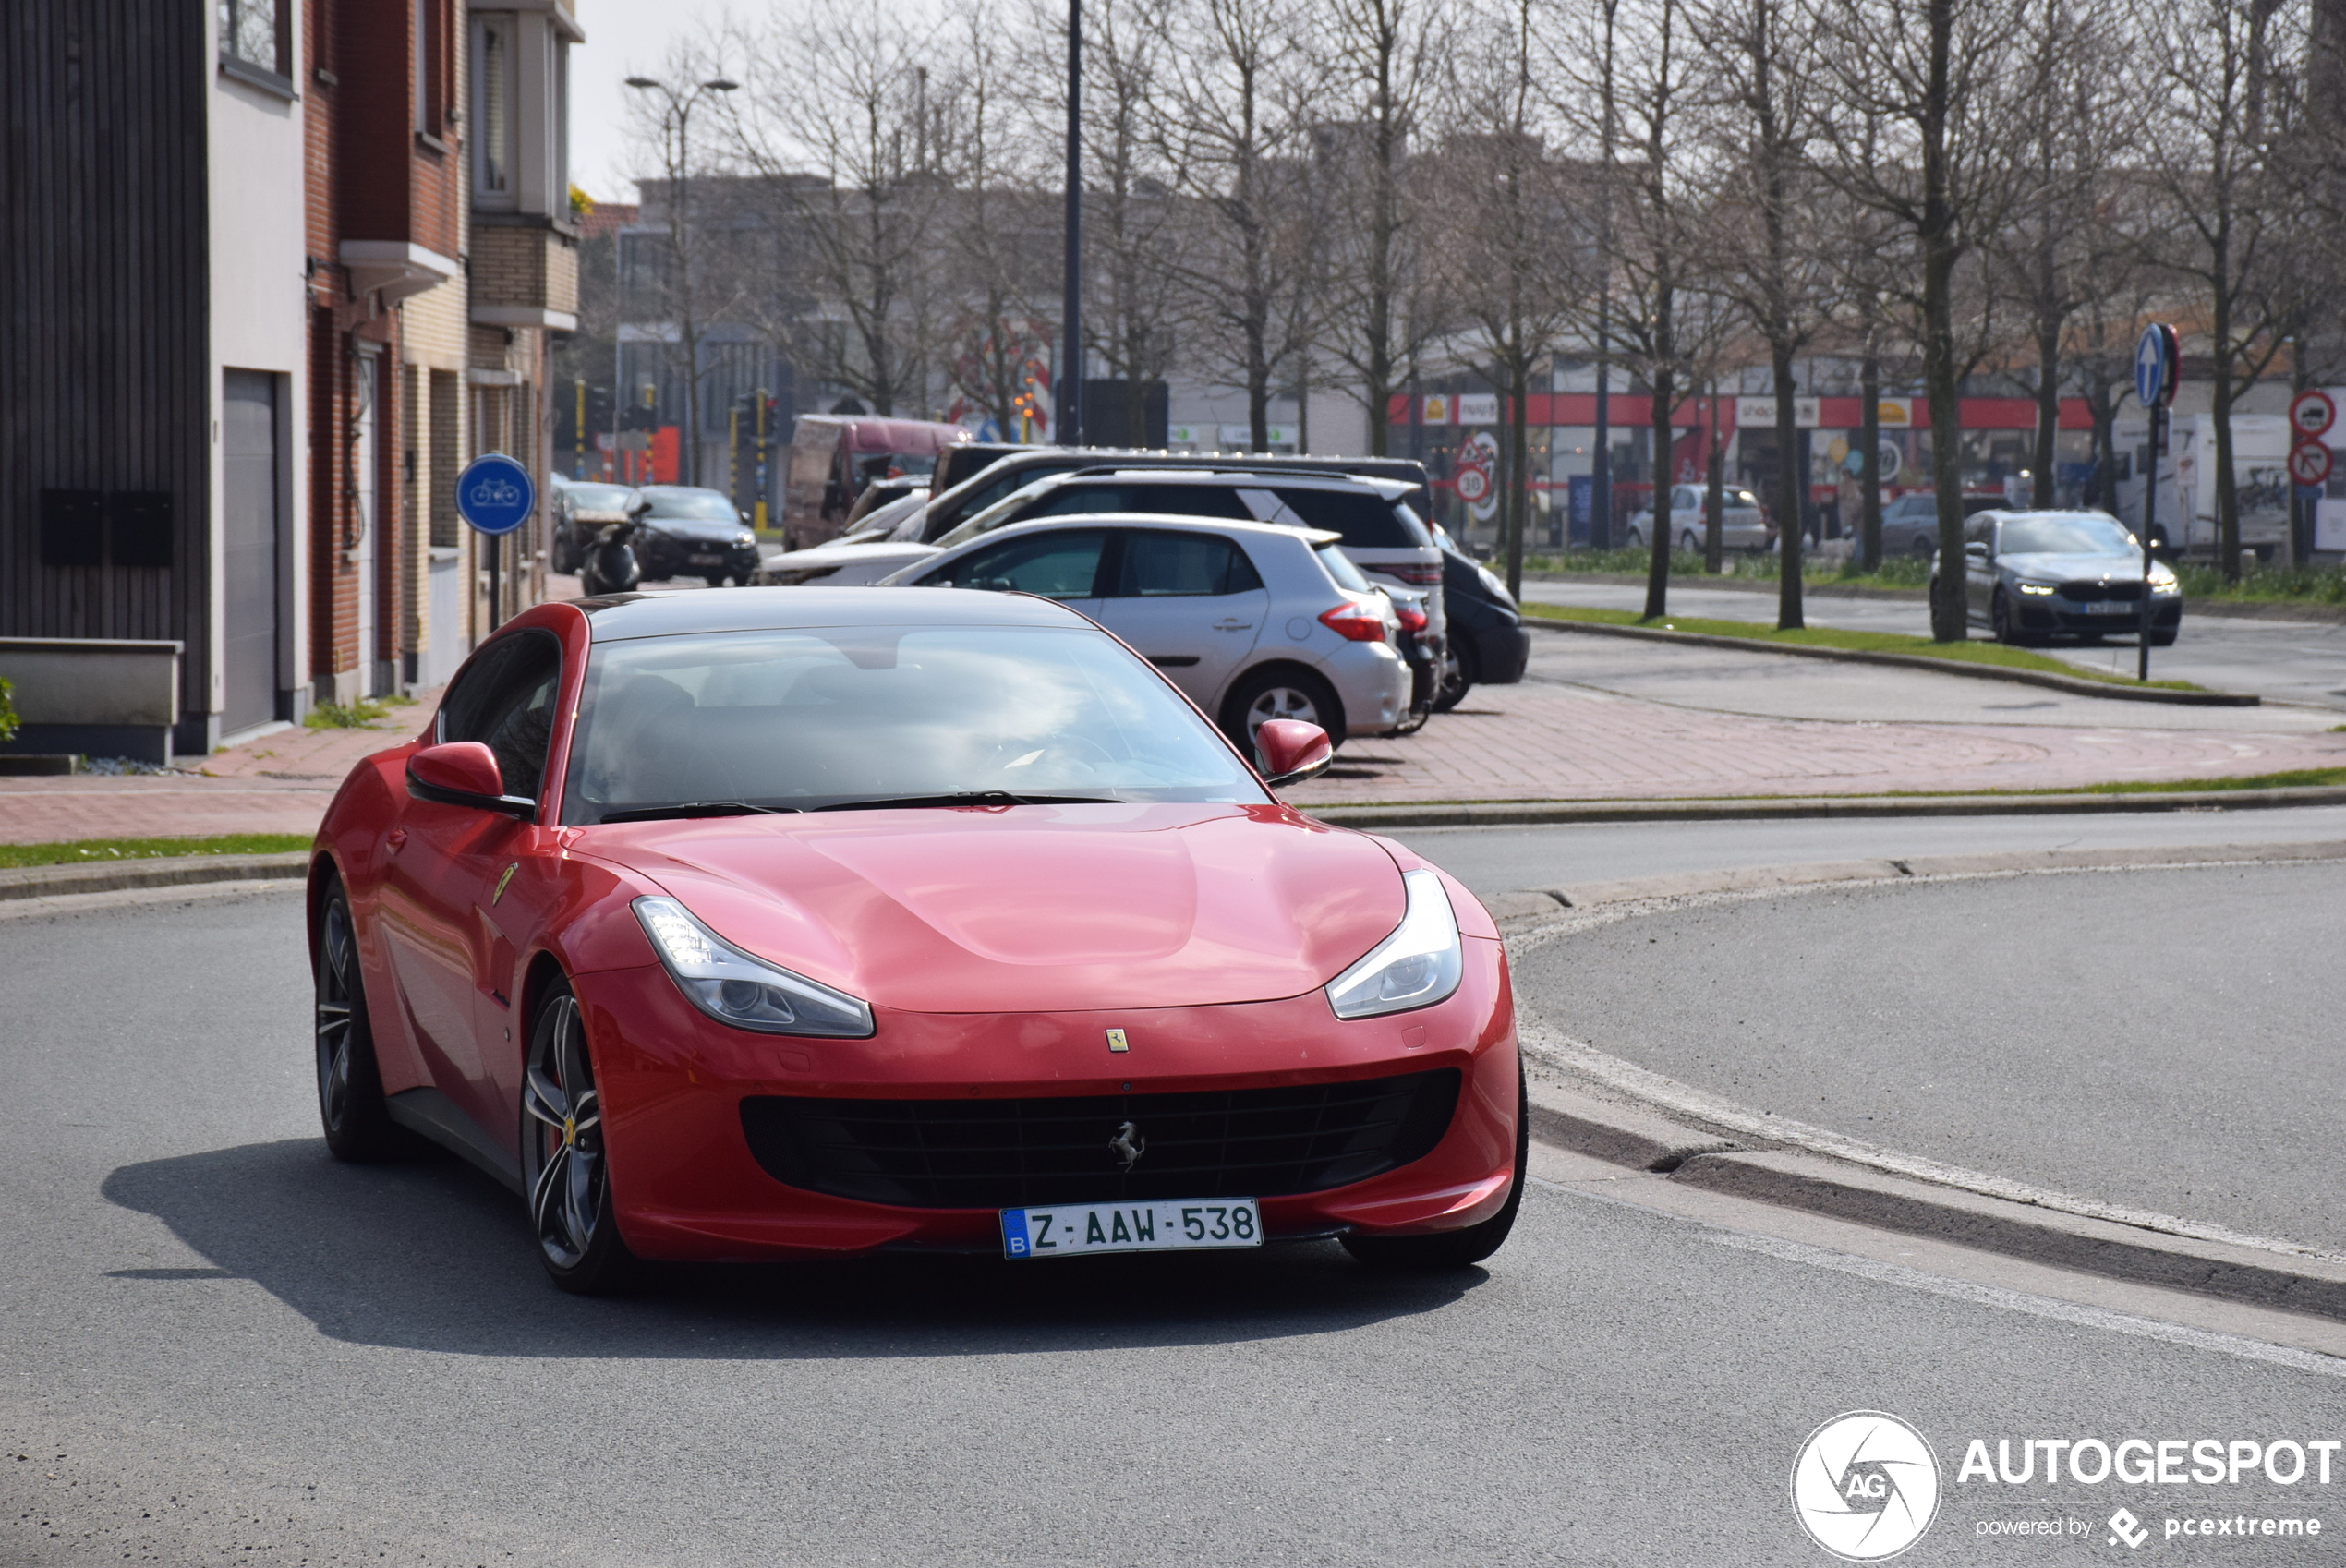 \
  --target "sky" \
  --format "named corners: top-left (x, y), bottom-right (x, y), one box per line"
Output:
top-left (568, 0), bottom-right (744, 205)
